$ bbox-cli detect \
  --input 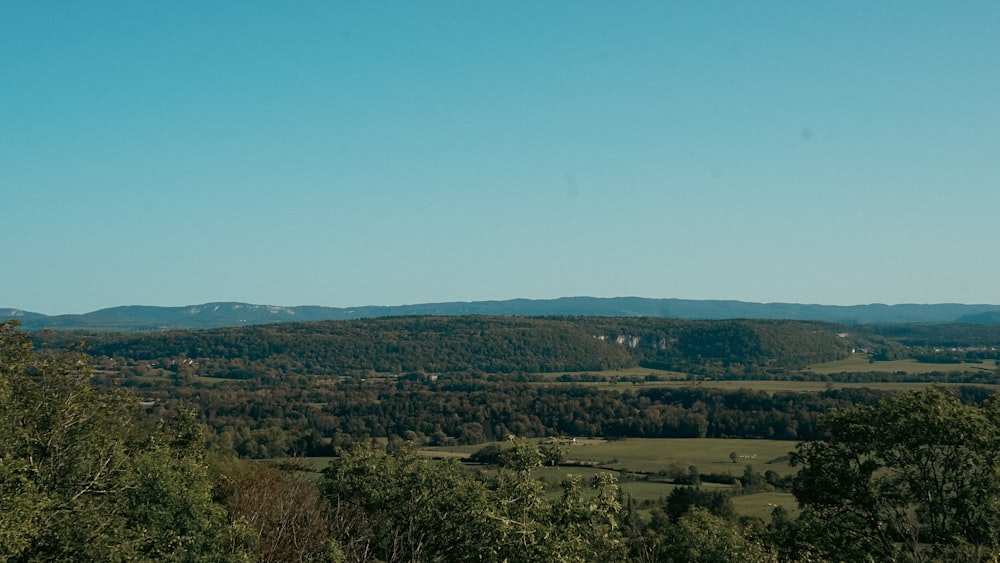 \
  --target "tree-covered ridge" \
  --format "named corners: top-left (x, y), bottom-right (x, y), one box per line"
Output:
top-left (578, 317), bottom-right (856, 371)
top-left (84, 316), bottom-right (634, 374)
top-left (72, 316), bottom-right (856, 377)
top-left (870, 322), bottom-right (1000, 343)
